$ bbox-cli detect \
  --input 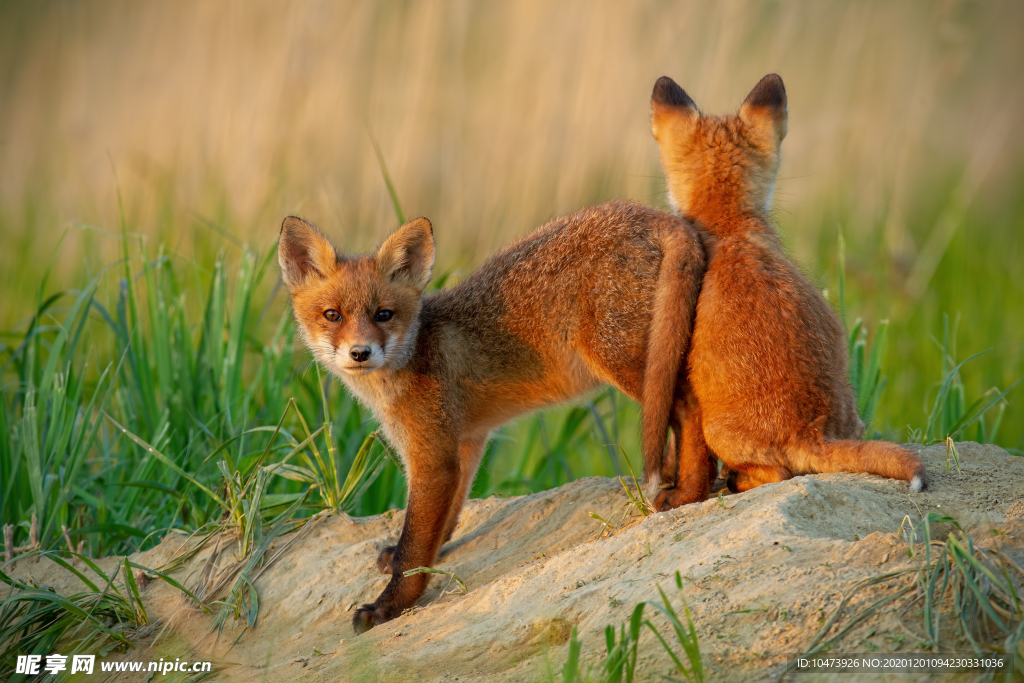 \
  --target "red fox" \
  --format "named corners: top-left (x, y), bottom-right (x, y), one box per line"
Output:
top-left (278, 201), bottom-right (704, 632)
top-left (648, 73), bottom-right (927, 510)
